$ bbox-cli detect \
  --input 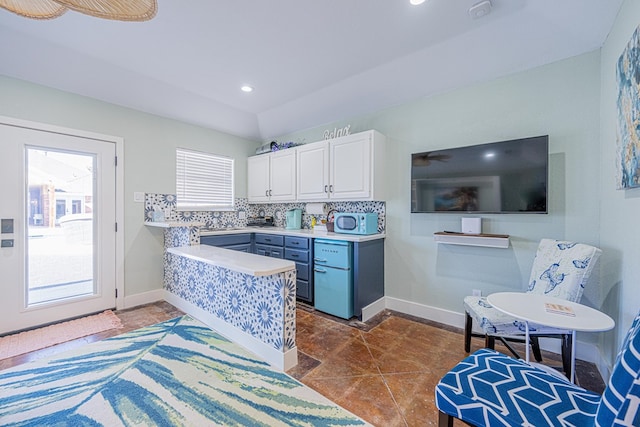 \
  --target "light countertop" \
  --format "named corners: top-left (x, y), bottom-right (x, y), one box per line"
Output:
top-left (167, 245), bottom-right (295, 276)
top-left (145, 221), bottom-right (204, 228)
top-left (200, 226), bottom-right (385, 242)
